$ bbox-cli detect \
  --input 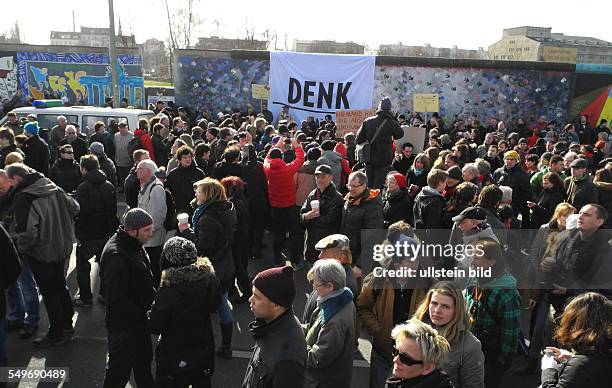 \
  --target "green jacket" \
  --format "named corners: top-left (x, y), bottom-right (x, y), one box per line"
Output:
top-left (465, 272), bottom-right (521, 366)
top-left (530, 166), bottom-right (567, 197)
